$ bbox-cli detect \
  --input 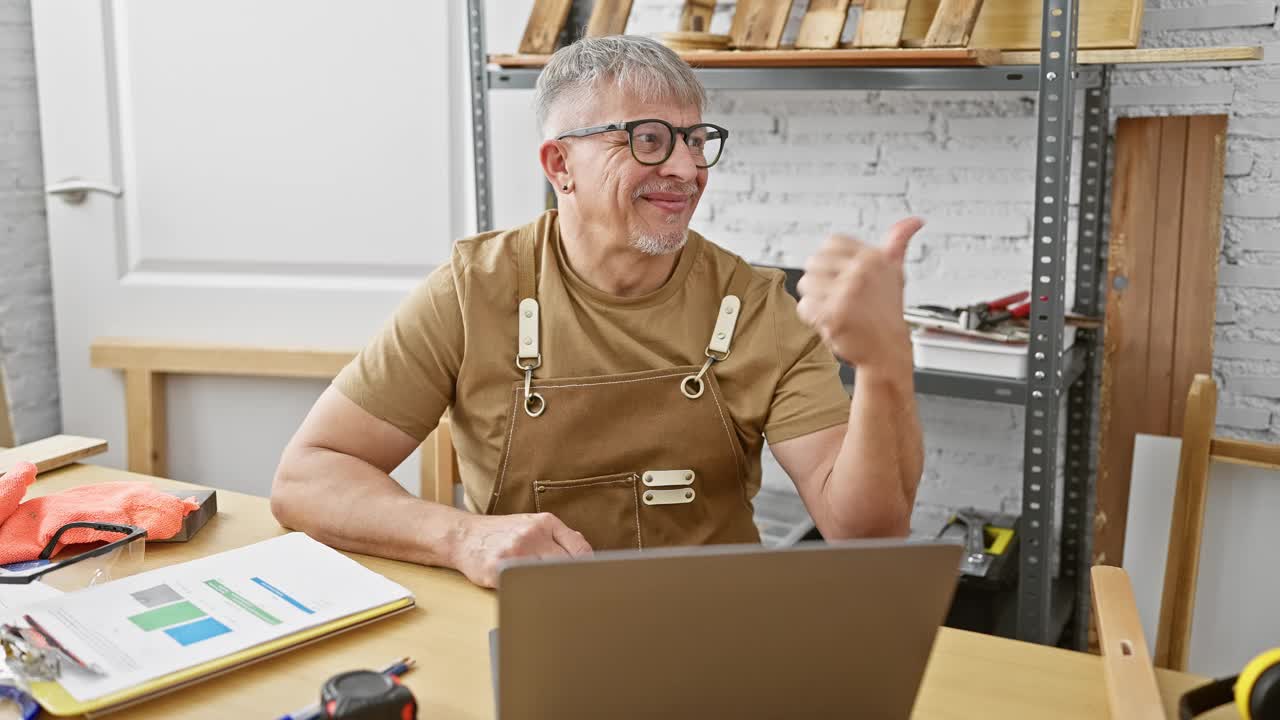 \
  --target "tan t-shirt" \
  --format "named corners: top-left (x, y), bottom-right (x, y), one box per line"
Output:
top-left (334, 210), bottom-right (850, 511)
